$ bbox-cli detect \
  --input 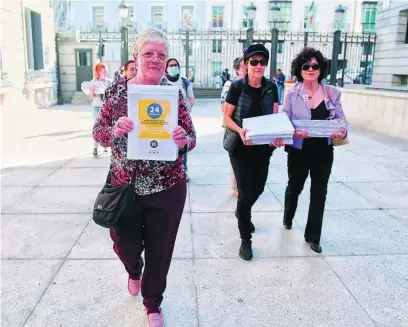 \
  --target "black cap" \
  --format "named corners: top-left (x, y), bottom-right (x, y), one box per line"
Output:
top-left (244, 44), bottom-right (269, 61)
